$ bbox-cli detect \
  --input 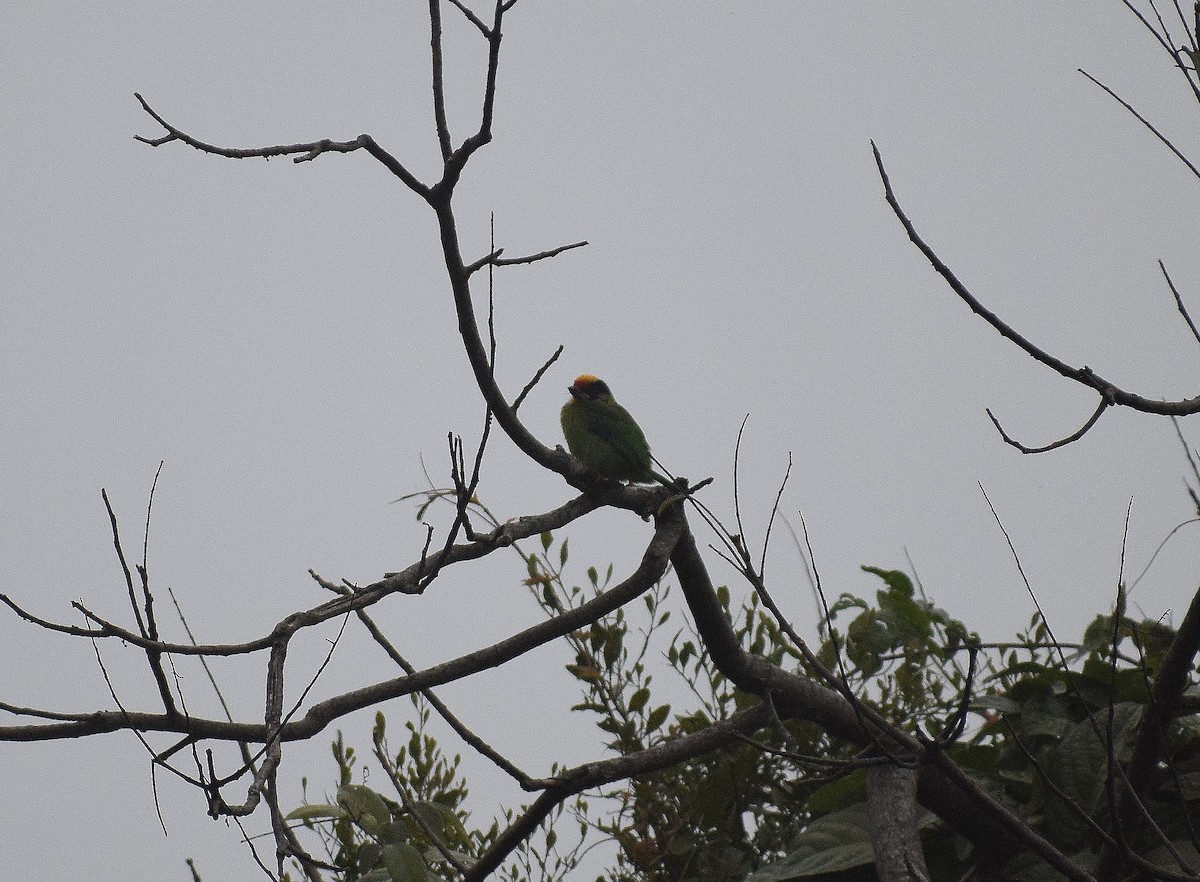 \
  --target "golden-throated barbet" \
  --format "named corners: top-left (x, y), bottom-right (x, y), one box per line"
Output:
top-left (561, 375), bottom-right (671, 485)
